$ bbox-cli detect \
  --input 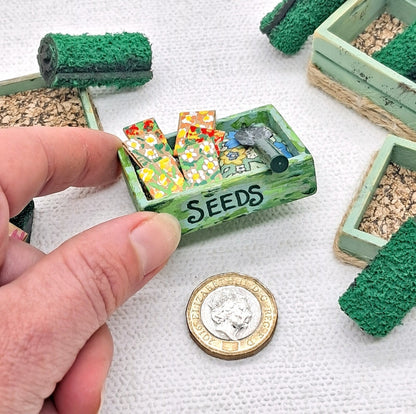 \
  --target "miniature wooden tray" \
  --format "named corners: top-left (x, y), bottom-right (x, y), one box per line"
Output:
top-left (119, 104), bottom-right (317, 234)
top-left (309, 0), bottom-right (416, 140)
top-left (335, 134), bottom-right (416, 265)
top-left (0, 73), bottom-right (101, 129)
